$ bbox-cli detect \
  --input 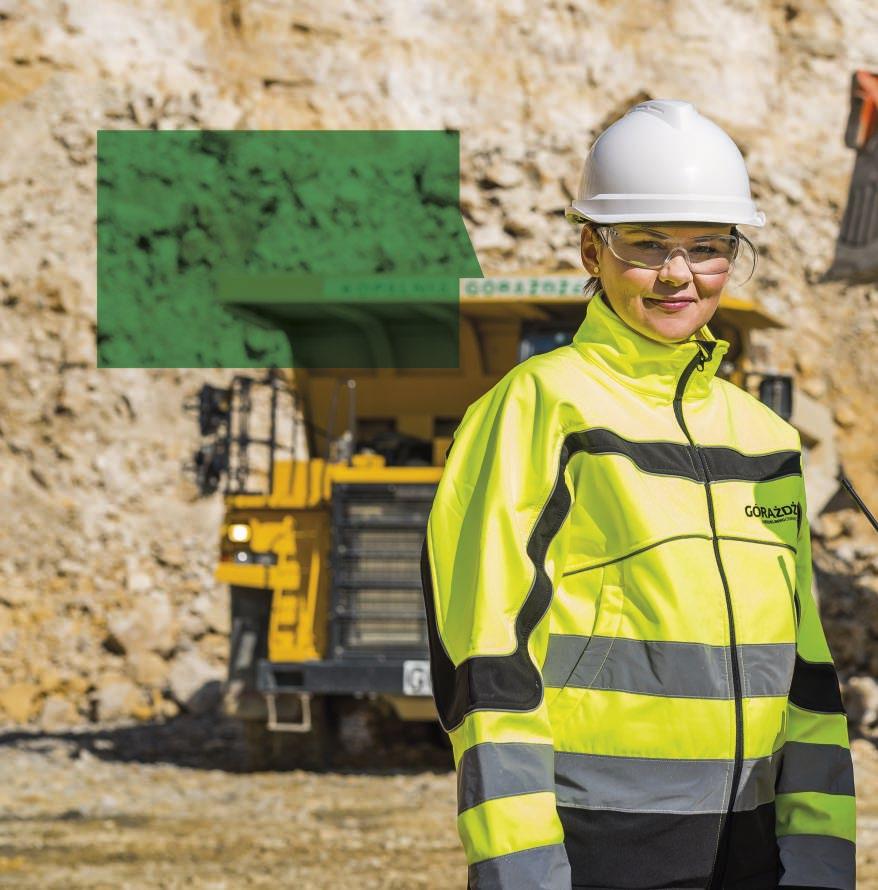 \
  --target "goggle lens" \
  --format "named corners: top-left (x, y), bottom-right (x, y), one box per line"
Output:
top-left (605, 227), bottom-right (739, 274)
